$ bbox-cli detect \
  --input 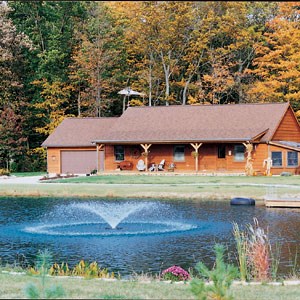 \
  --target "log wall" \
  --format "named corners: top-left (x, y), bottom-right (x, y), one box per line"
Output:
top-left (46, 143), bottom-right (300, 175)
top-left (272, 108), bottom-right (300, 142)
